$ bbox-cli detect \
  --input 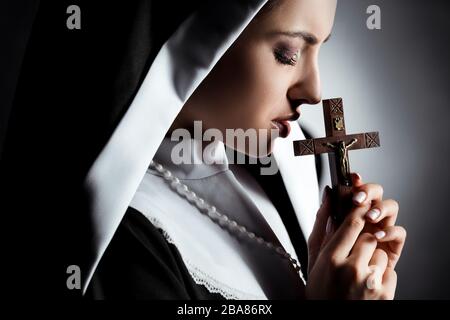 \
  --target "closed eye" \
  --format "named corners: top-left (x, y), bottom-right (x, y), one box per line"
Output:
top-left (273, 48), bottom-right (299, 66)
